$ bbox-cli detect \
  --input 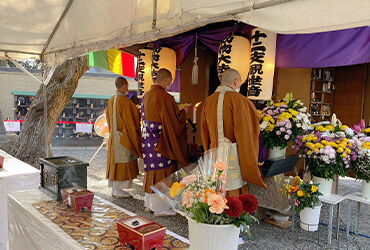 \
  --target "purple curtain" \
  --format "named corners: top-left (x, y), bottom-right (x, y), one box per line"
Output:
top-left (276, 26), bottom-right (370, 68)
top-left (136, 24), bottom-right (370, 92)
